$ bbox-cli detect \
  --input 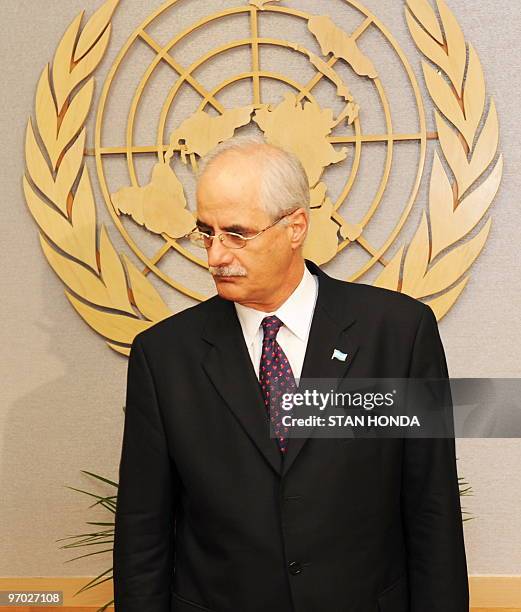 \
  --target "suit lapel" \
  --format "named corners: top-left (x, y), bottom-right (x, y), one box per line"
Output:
top-left (281, 261), bottom-right (360, 476)
top-left (201, 299), bottom-right (283, 476)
